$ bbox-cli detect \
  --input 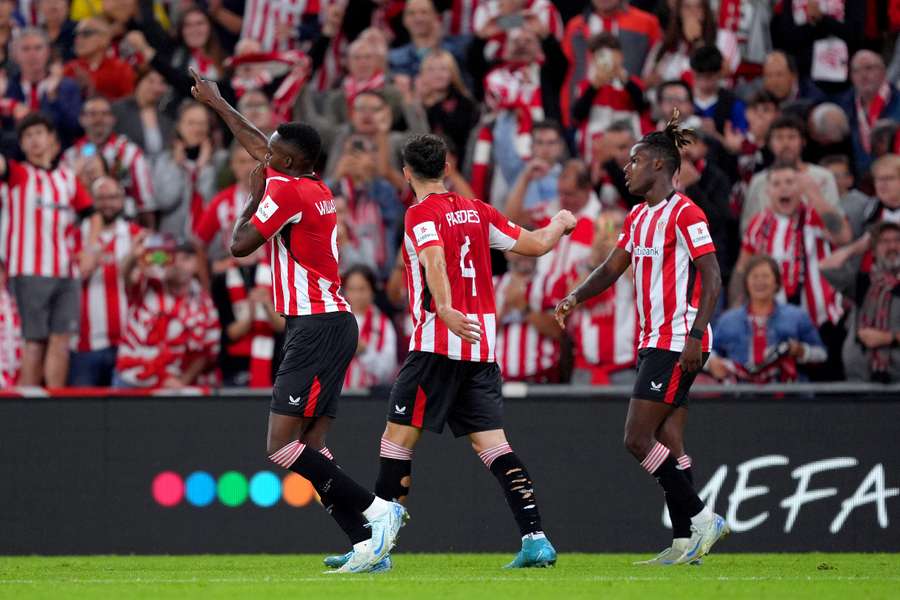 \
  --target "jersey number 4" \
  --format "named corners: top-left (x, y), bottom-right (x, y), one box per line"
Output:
top-left (460, 236), bottom-right (477, 296)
